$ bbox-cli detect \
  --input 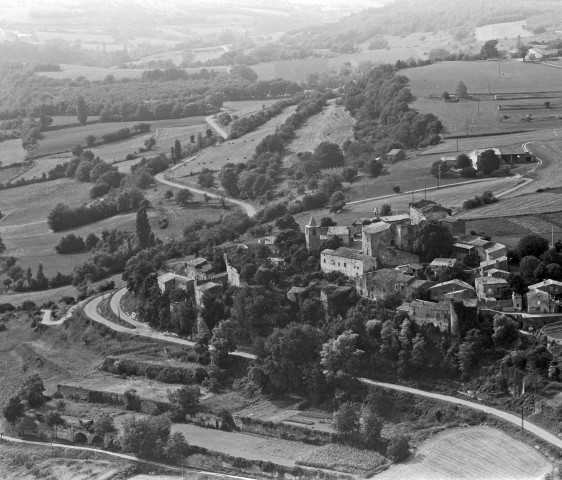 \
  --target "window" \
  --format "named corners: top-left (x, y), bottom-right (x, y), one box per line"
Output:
top-left (344, 263), bottom-right (347, 267)
top-left (323, 259), bottom-right (326, 263)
